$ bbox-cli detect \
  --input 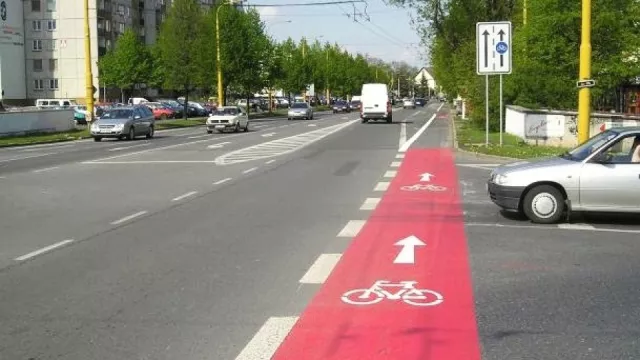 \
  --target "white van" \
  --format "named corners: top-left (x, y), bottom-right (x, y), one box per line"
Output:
top-left (360, 83), bottom-right (392, 123)
top-left (35, 99), bottom-right (77, 109)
